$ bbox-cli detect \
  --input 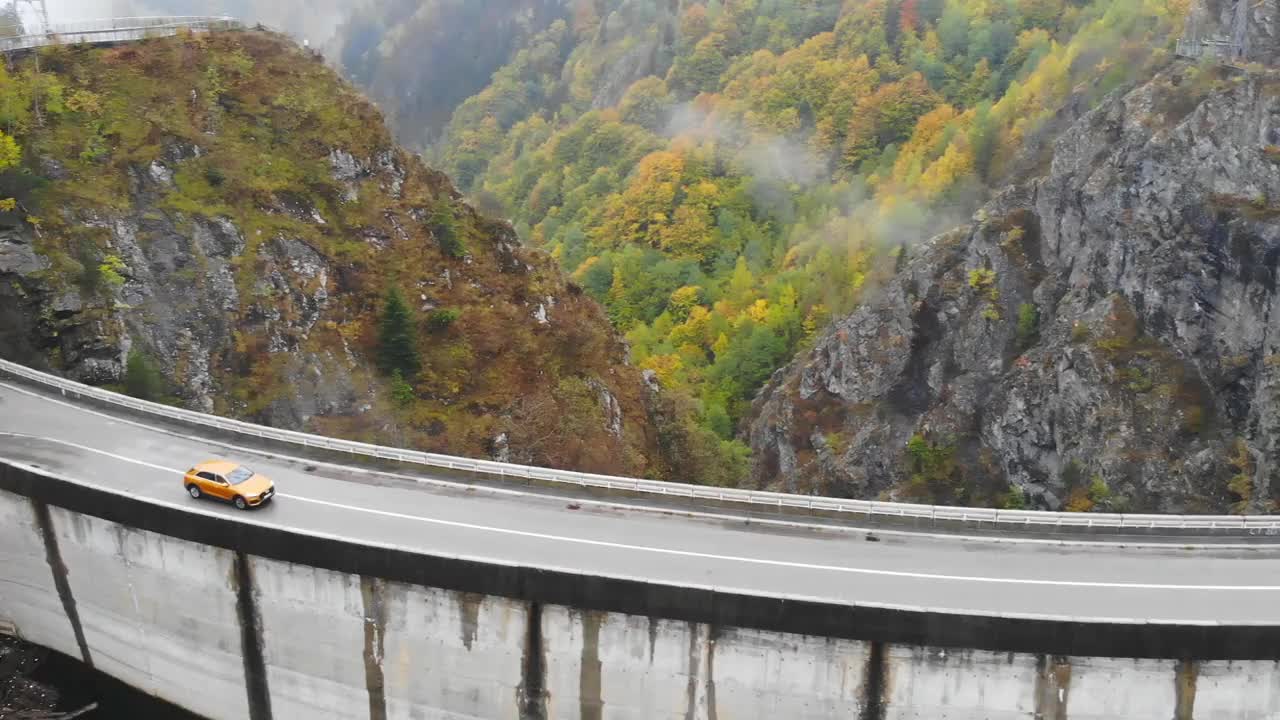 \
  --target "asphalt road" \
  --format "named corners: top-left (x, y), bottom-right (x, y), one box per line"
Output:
top-left (2, 380), bottom-right (1279, 625)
